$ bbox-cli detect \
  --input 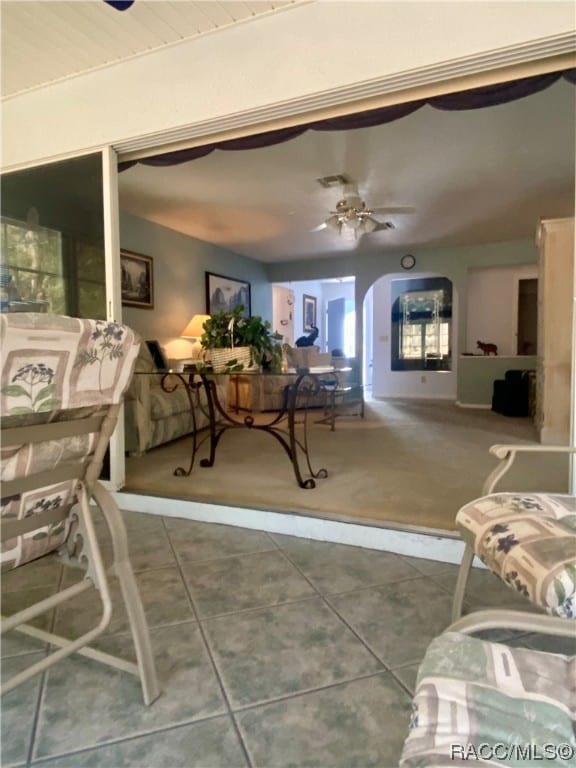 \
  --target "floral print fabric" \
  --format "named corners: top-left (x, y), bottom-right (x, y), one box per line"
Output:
top-left (1, 313), bottom-right (140, 570)
top-left (457, 493), bottom-right (576, 619)
top-left (400, 631), bottom-right (575, 767)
